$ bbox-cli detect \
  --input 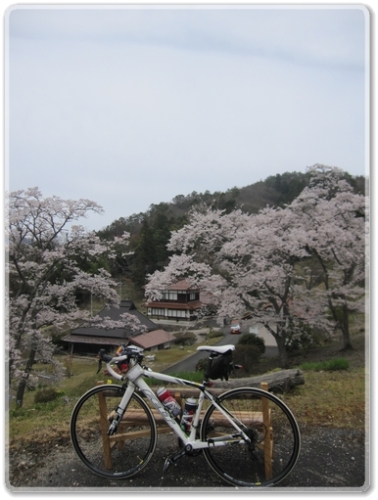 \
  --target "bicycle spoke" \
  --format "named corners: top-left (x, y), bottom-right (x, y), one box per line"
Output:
top-left (201, 387), bottom-right (301, 487)
top-left (71, 346), bottom-right (300, 487)
top-left (70, 385), bottom-right (157, 479)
